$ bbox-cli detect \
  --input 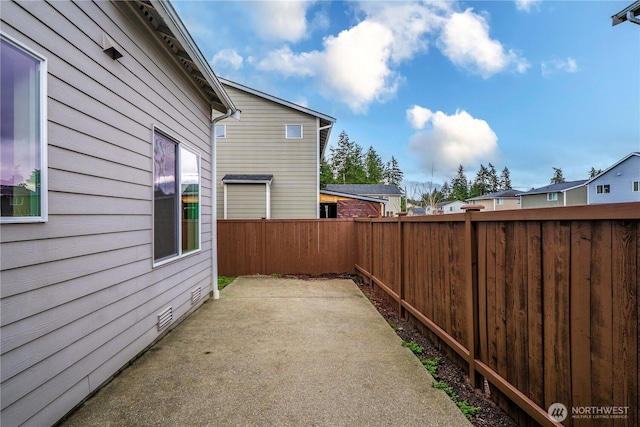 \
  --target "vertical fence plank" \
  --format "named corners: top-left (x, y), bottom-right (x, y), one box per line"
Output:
top-left (542, 221), bottom-right (572, 423)
top-left (612, 220), bottom-right (638, 427)
top-left (526, 222), bottom-right (544, 410)
top-left (590, 221), bottom-right (614, 427)
top-left (477, 222), bottom-right (488, 370)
